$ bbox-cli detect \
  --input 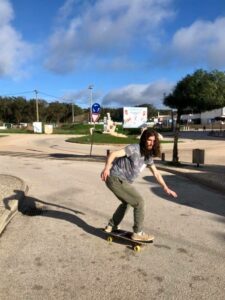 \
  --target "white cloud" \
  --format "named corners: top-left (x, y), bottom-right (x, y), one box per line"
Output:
top-left (101, 80), bottom-right (174, 108)
top-left (45, 0), bottom-right (174, 73)
top-left (0, 0), bottom-right (13, 25)
top-left (171, 17), bottom-right (225, 68)
top-left (57, 0), bottom-right (76, 21)
top-left (58, 87), bottom-right (103, 108)
top-left (0, 0), bottom-right (33, 79)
